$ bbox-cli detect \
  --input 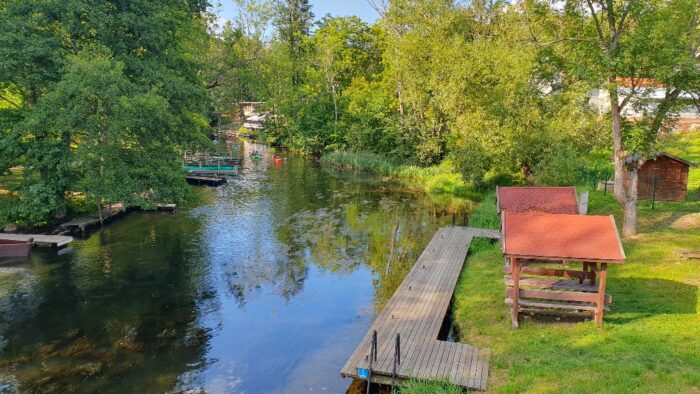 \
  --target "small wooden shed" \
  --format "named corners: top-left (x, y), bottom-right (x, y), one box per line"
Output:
top-left (638, 153), bottom-right (695, 201)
